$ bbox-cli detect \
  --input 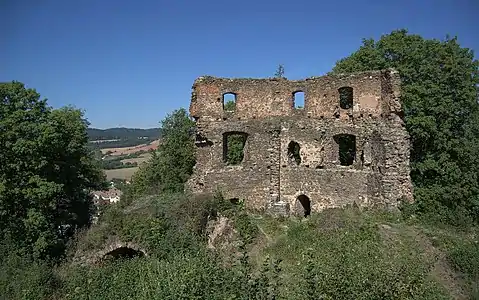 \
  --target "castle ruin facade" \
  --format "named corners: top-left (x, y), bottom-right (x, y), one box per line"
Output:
top-left (186, 69), bottom-right (414, 216)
